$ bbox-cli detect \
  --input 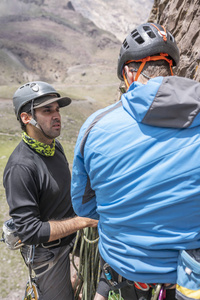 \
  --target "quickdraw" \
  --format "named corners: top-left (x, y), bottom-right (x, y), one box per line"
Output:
top-left (24, 281), bottom-right (39, 300)
top-left (23, 245), bottom-right (40, 300)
